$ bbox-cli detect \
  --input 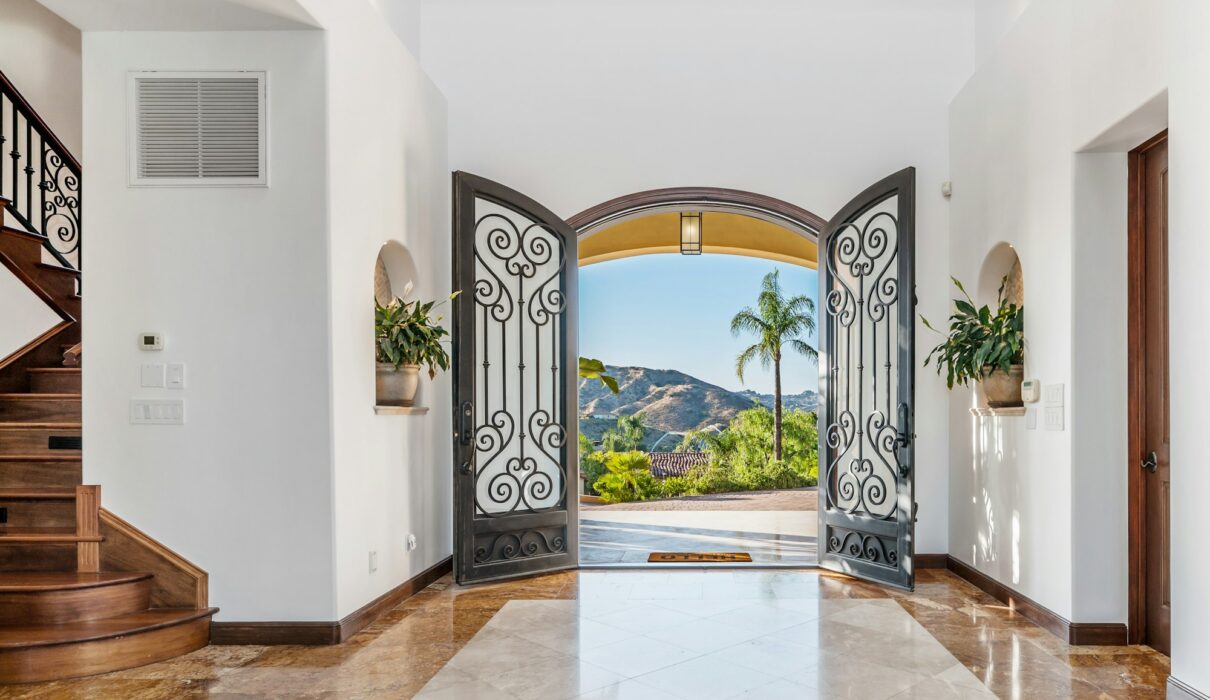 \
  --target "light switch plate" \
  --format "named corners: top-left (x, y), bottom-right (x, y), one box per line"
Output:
top-left (166, 363), bottom-right (186, 389)
top-left (130, 399), bottom-right (184, 424)
top-left (1045, 383), bottom-right (1065, 405)
top-left (140, 364), bottom-right (165, 388)
top-left (1026, 408), bottom-right (1037, 430)
top-left (1044, 405), bottom-right (1064, 431)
